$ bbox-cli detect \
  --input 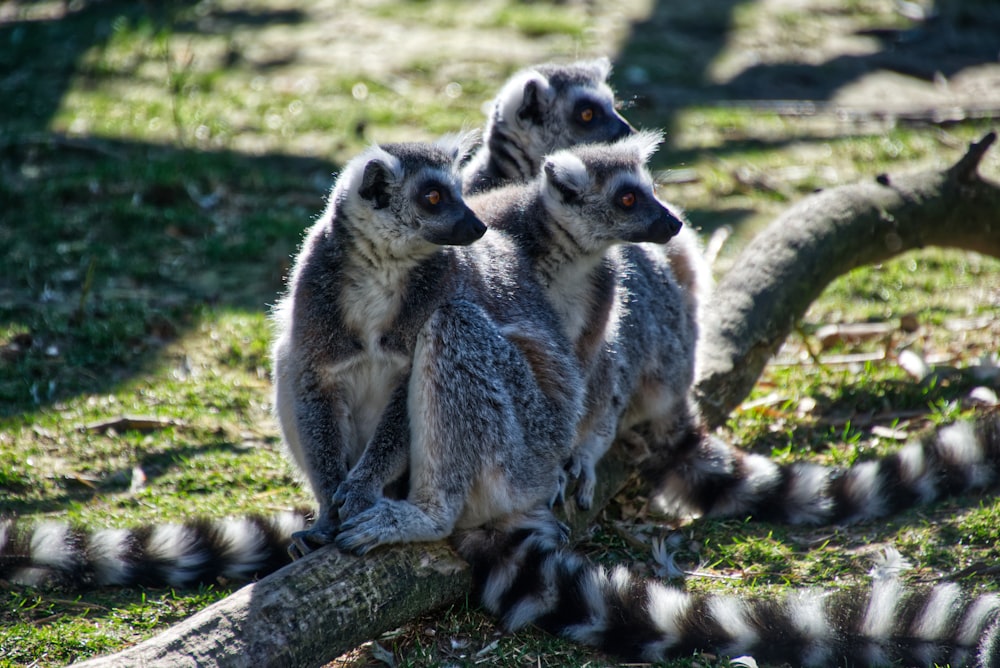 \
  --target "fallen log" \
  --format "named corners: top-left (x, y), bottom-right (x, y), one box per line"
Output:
top-left (76, 541), bottom-right (469, 668)
top-left (694, 132), bottom-right (1000, 427)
